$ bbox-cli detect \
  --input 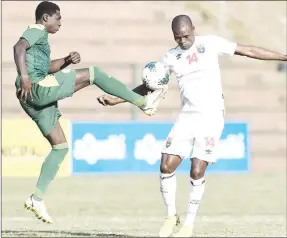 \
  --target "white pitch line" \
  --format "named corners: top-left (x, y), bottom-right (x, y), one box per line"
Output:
top-left (2, 215), bottom-right (286, 223)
